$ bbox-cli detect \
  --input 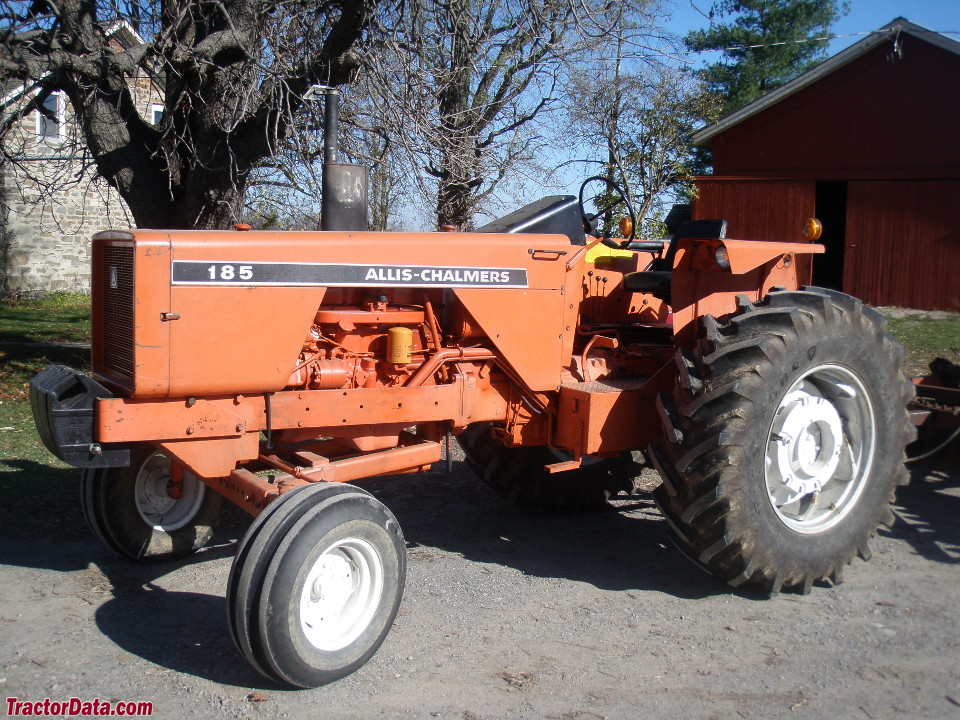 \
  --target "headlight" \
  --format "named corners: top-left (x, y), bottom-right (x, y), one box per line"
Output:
top-left (714, 244), bottom-right (731, 270)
